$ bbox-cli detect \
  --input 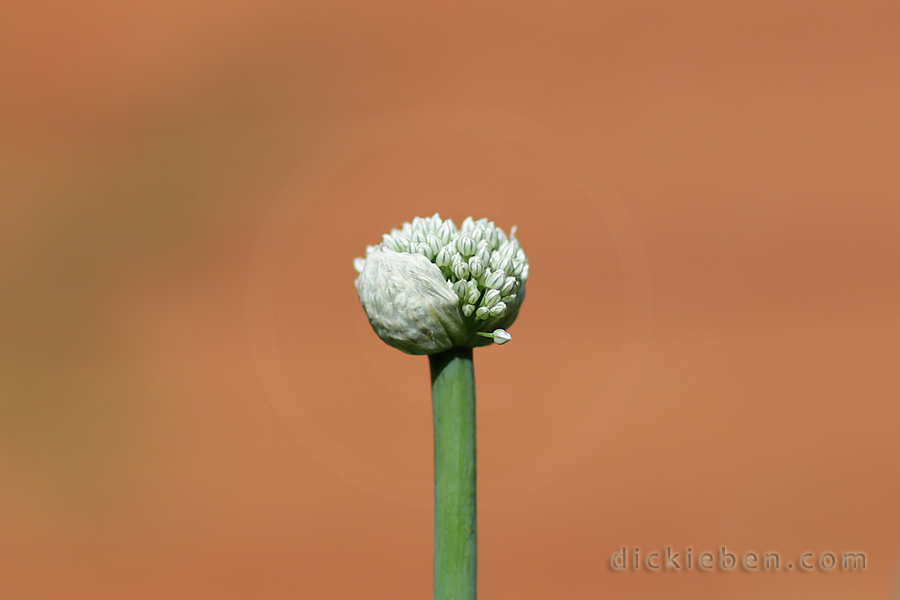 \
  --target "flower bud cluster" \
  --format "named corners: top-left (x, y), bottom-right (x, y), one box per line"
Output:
top-left (354, 214), bottom-right (528, 354)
